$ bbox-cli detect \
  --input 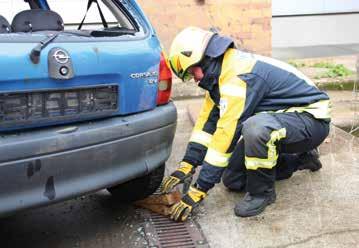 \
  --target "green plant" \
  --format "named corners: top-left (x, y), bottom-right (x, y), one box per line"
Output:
top-left (288, 60), bottom-right (306, 68)
top-left (312, 62), bottom-right (336, 69)
top-left (314, 63), bottom-right (353, 78)
top-left (322, 64), bottom-right (353, 78)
